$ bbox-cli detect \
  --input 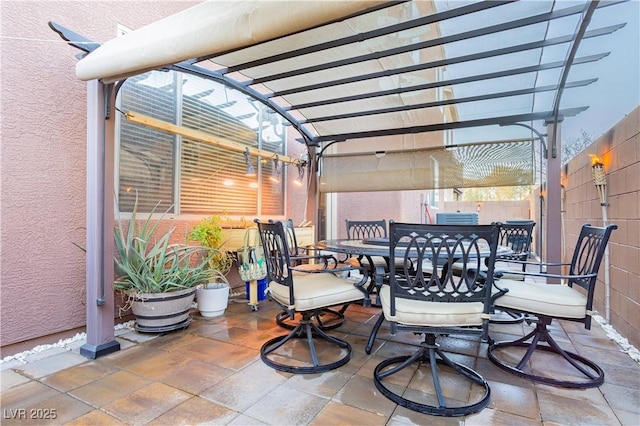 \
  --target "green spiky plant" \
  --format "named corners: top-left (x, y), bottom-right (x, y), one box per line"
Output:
top-left (113, 199), bottom-right (214, 301)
